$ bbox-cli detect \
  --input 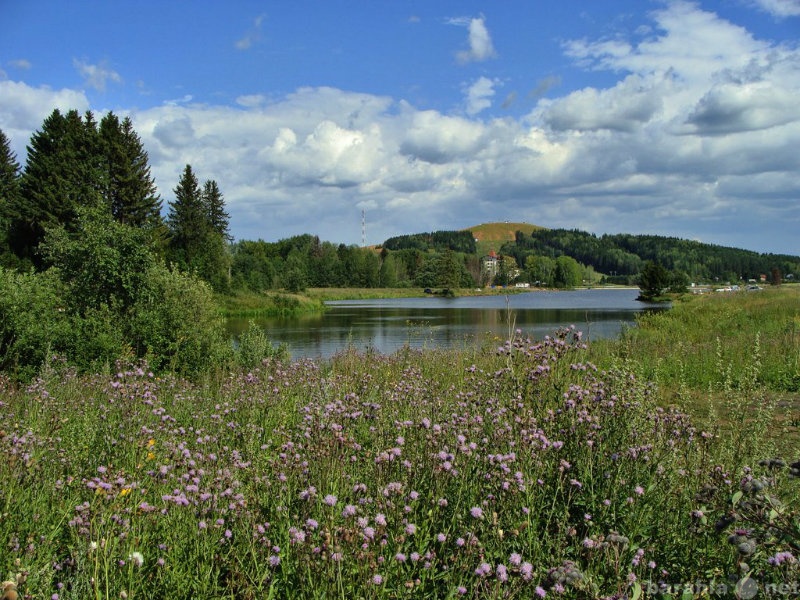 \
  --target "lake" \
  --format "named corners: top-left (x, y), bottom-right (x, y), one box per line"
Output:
top-left (226, 288), bottom-right (667, 360)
